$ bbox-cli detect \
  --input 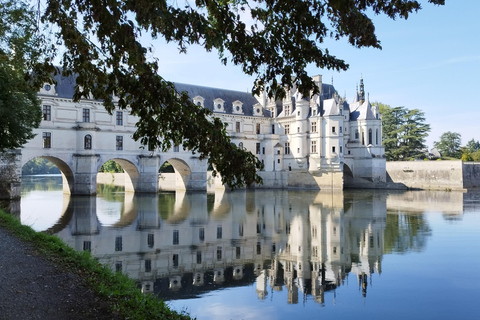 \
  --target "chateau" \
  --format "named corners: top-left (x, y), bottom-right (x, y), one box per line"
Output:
top-left (0, 73), bottom-right (386, 198)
